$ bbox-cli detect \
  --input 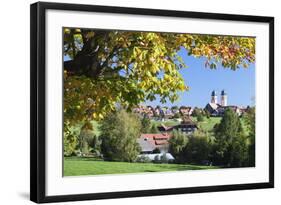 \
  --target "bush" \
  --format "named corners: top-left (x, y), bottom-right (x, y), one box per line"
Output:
top-left (136, 155), bottom-right (151, 163)
top-left (196, 113), bottom-right (204, 122)
top-left (153, 155), bottom-right (161, 163)
top-left (192, 108), bottom-right (201, 117)
top-left (160, 153), bottom-right (169, 163)
top-left (152, 148), bottom-right (161, 153)
top-left (204, 109), bottom-right (211, 119)
top-left (173, 112), bottom-right (181, 119)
